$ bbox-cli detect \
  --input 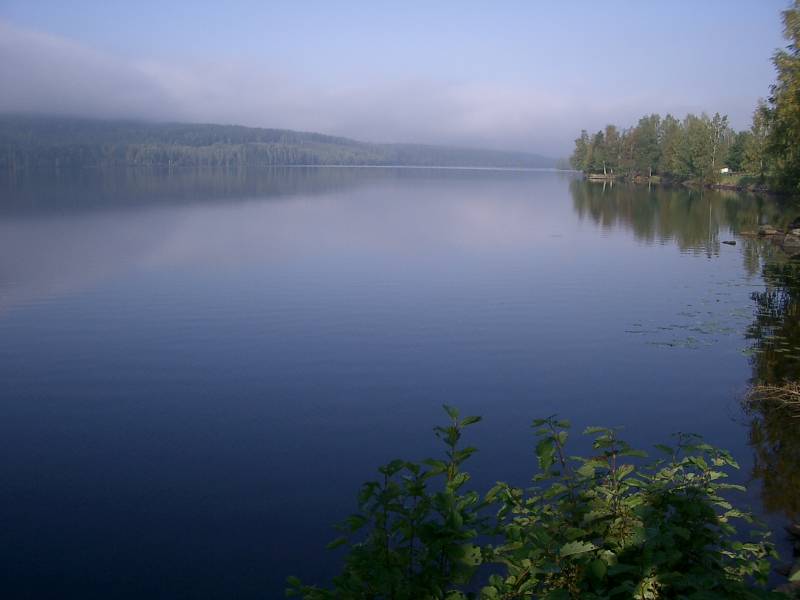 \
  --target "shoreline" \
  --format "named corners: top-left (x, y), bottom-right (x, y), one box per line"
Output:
top-left (581, 172), bottom-right (784, 196)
